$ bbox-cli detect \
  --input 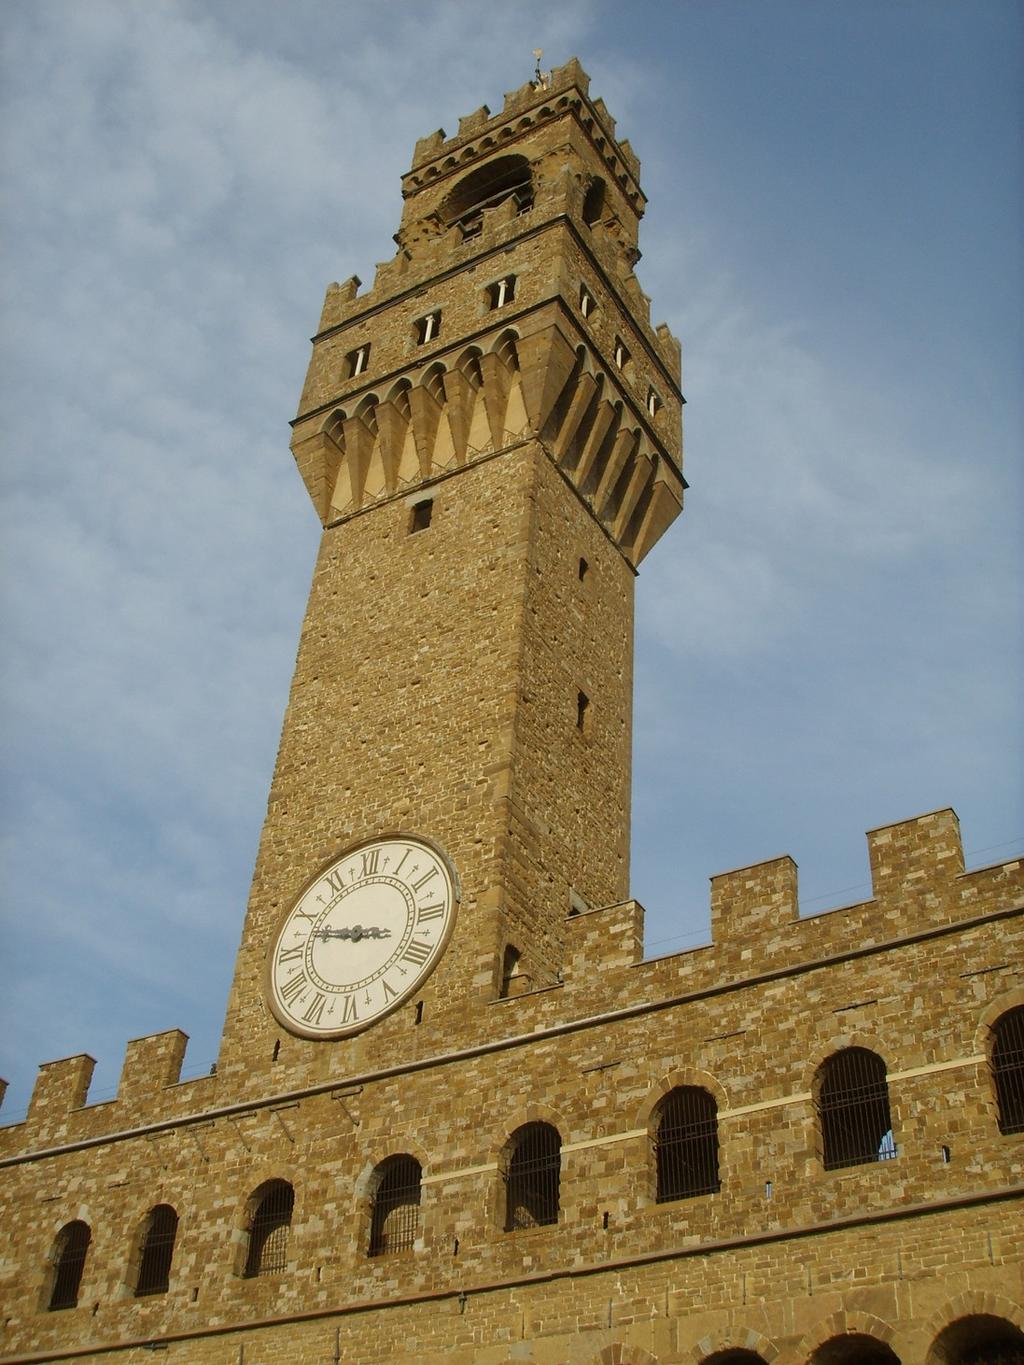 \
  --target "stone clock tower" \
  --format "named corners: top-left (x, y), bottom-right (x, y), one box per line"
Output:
top-left (217, 56), bottom-right (685, 1086)
top-left (7, 58), bottom-right (1017, 1365)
